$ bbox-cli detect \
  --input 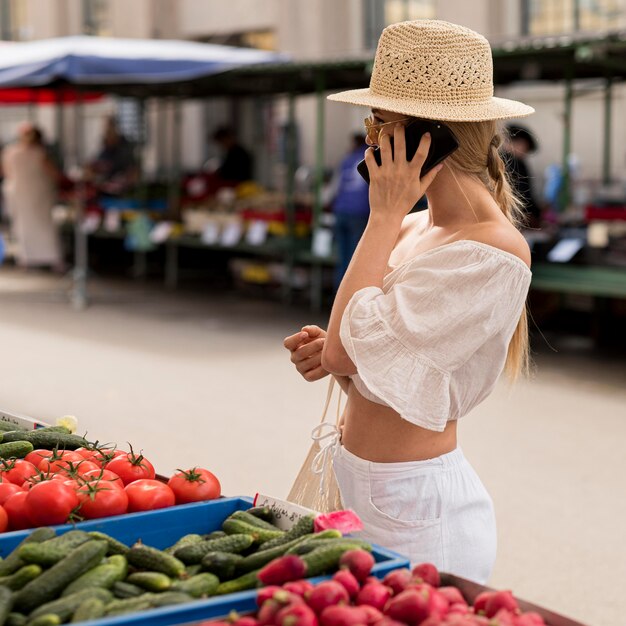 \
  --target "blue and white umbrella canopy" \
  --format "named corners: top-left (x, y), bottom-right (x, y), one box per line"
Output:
top-left (0, 36), bottom-right (286, 94)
